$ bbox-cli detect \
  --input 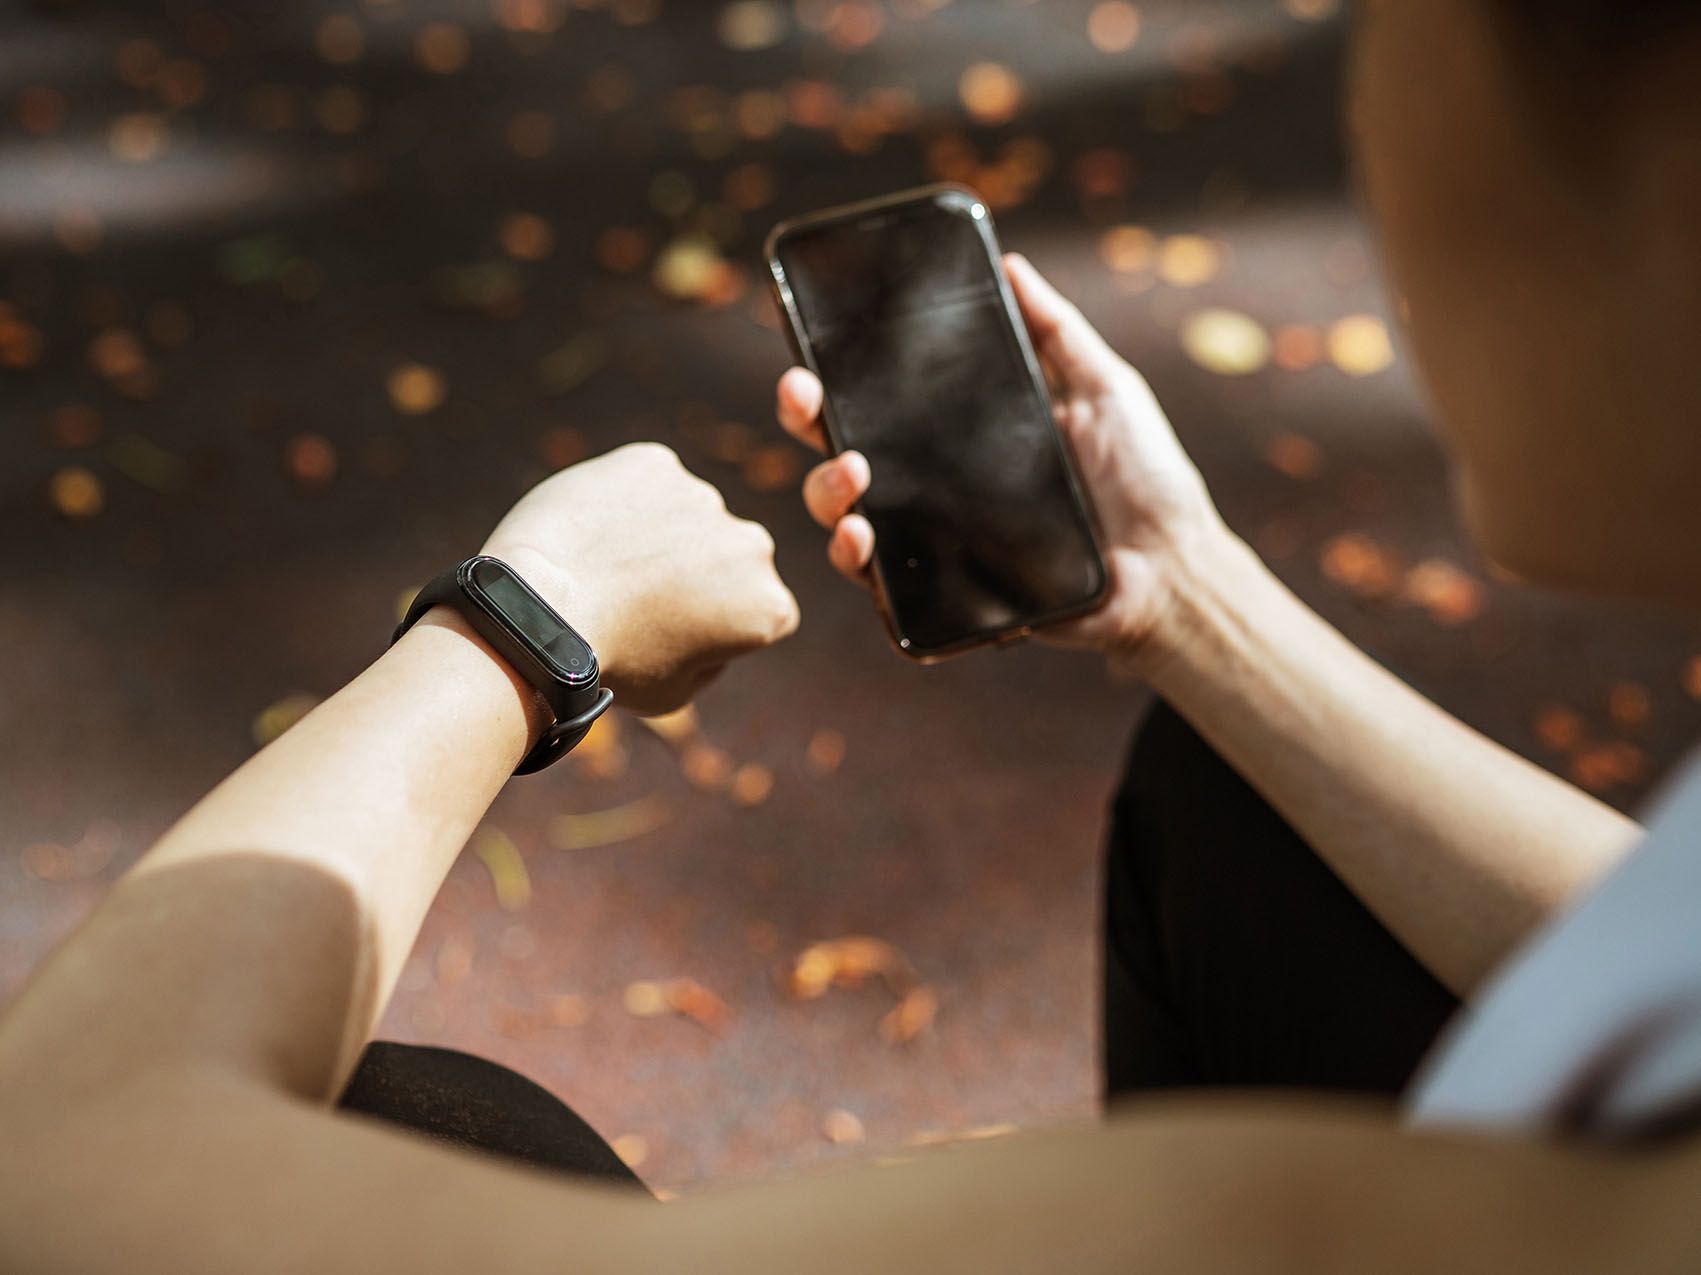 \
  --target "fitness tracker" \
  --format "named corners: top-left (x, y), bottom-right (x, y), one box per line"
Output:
top-left (392, 556), bottom-right (613, 774)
